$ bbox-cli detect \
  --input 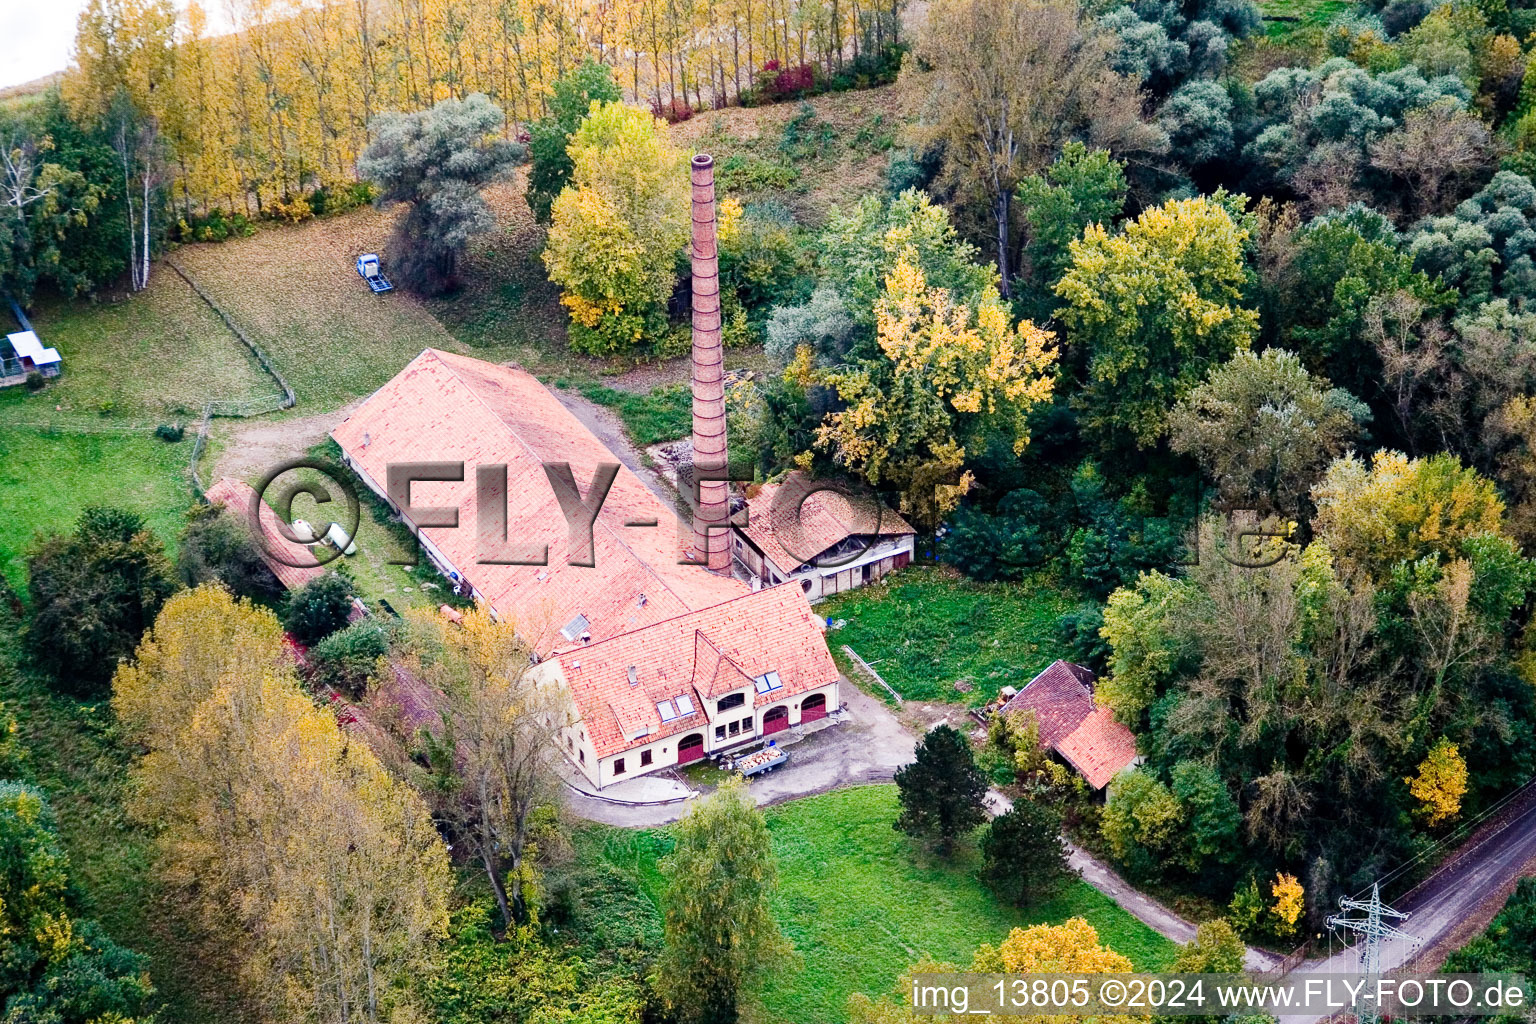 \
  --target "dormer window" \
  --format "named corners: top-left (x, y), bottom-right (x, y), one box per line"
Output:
top-left (754, 671), bottom-right (783, 694)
